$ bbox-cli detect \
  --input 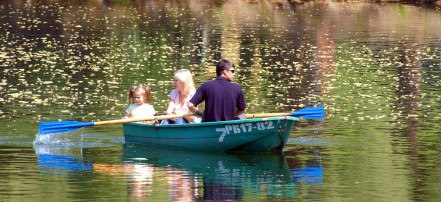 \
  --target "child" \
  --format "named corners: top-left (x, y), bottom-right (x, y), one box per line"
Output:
top-left (124, 85), bottom-right (156, 124)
